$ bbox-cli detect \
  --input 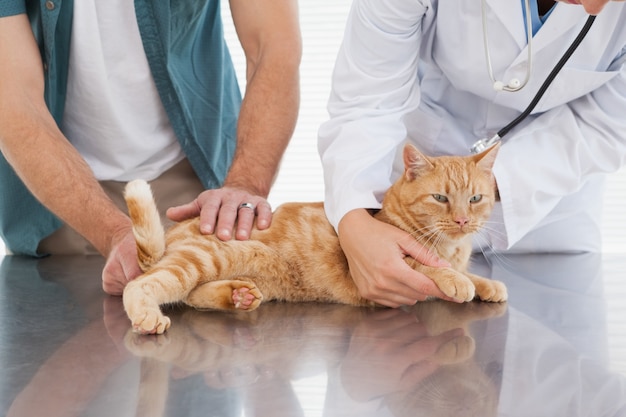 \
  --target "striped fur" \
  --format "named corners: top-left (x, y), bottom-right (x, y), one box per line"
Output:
top-left (125, 180), bottom-right (166, 271)
top-left (122, 144), bottom-right (507, 334)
